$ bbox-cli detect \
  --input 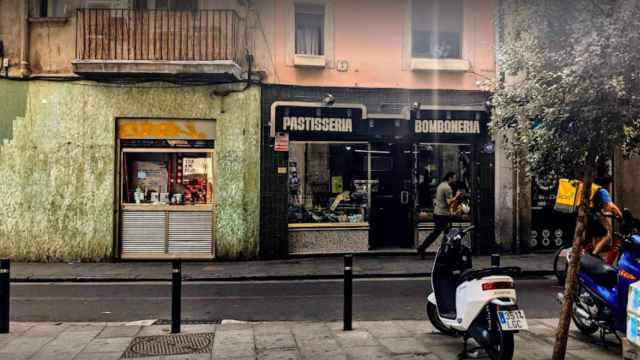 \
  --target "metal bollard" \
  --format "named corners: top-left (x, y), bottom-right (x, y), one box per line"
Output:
top-left (491, 254), bottom-right (501, 267)
top-left (171, 260), bottom-right (181, 334)
top-left (344, 255), bottom-right (353, 331)
top-left (0, 259), bottom-right (9, 334)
